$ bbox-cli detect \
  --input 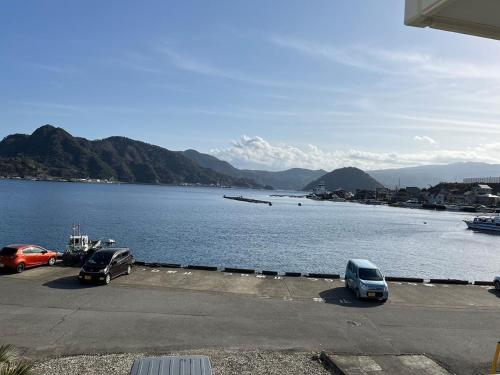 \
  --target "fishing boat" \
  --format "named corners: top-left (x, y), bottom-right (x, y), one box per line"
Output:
top-left (62, 224), bottom-right (105, 266)
top-left (464, 215), bottom-right (500, 233)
